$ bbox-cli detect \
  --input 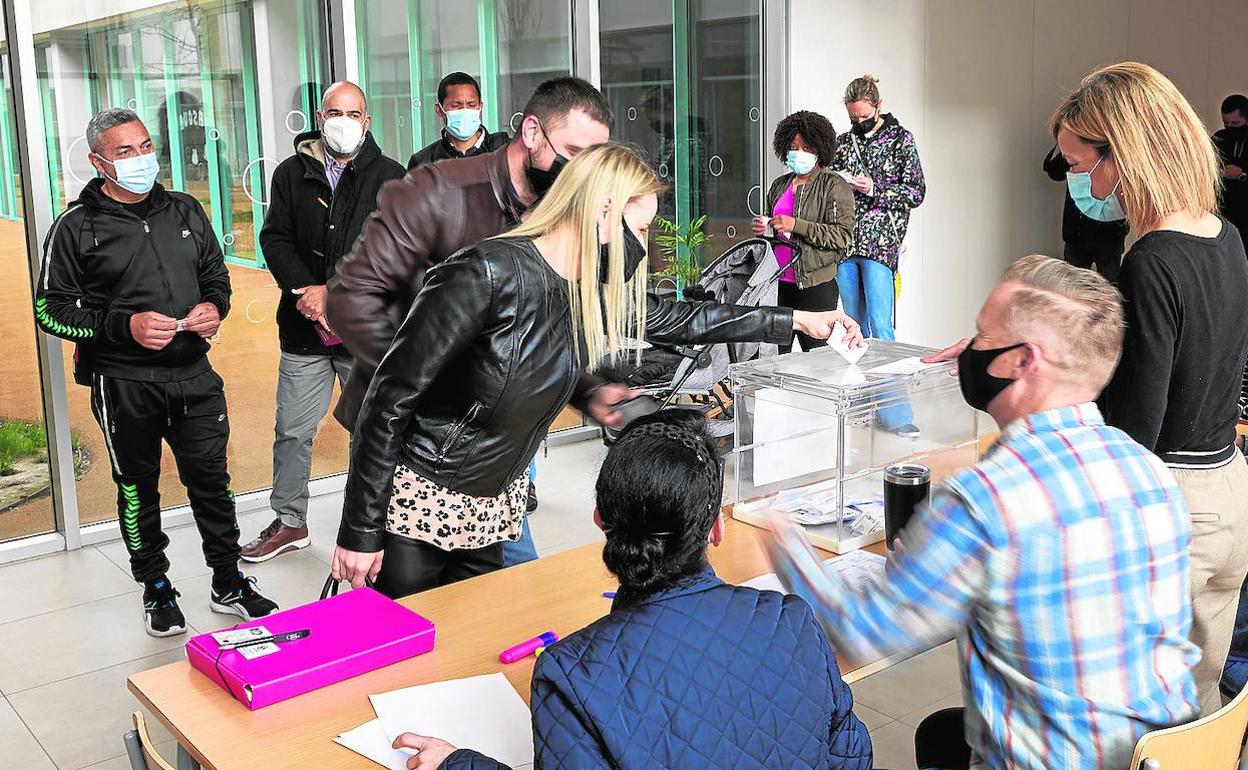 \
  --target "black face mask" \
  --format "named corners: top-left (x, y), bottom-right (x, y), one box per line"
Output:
top-left (524, 121), bottom-right (568, 197)
top-left (957, 342), bottom-right (1025, 412)
top-left (599, 218), bottom-right (648, 283)
top-left (851, 116), bottom-right (877, 137)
